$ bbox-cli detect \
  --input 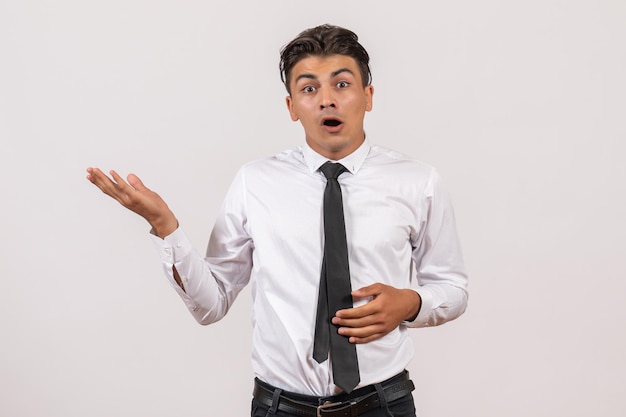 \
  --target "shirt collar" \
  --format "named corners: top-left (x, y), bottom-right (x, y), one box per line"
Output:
top-left (302, 139), bottom-right (371, 175)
